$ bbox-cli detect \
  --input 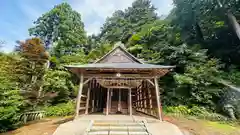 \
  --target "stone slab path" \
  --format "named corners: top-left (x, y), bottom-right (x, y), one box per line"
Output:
top-left (52, 115), bottom-right (183, 135)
